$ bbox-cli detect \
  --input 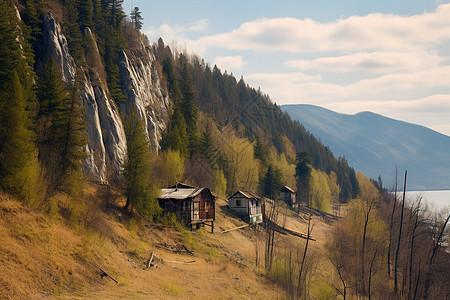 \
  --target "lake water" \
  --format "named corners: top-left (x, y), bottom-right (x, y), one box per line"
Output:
top-left (401, 190), bottom-right (450, 213)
